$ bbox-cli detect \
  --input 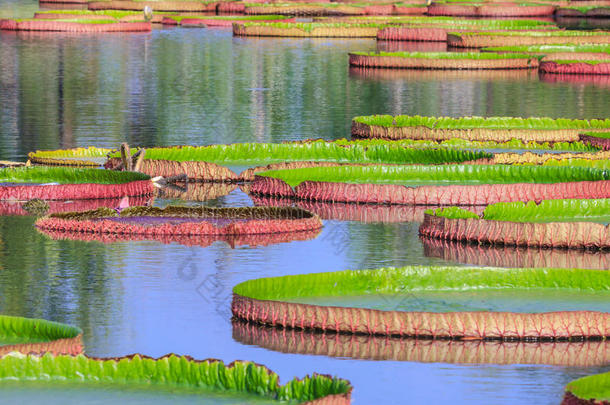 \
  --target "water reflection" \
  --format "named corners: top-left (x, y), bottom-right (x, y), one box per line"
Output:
top-left (422, 238), bottom-right (610, 270)
top-left (233, 320), bottom-right (610, 367)
top-left (155, 182), bottom-right (237, 202)
top-left (539, 72), bottom-right (610, 88)
top-left (2, 27), bottom-right (609, 162)
top-left (0, 197), bottom-right (151, 216)
top-left (349, 66), bottom-right (539, 82)
top-left (38, 227), bottom-right (322, 249)
top-left (0, 216), bottom-right (124, 344)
